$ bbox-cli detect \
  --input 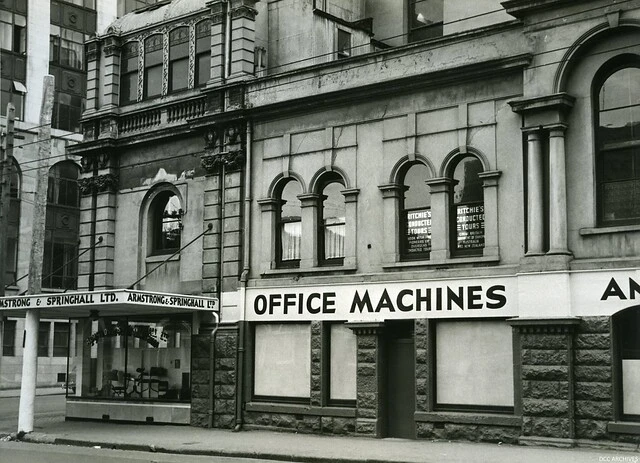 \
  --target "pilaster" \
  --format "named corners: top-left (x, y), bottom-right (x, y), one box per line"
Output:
top-left (102, 35), bottom-right (122, 108)
top-left (479, 170), bottom-right (501, 259)
top-left (298, 194), bottom-right (320, 269)
top-left (206, 0), bottom-right (227, 86)
top-left (378, 184), bottom-right (402, 264)
top-left (342, 188), bottom-right (359, 268)
top-left (425, 178), bottom-right (453, 261)
top-left (228, 0), bottom-right (258, 82)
